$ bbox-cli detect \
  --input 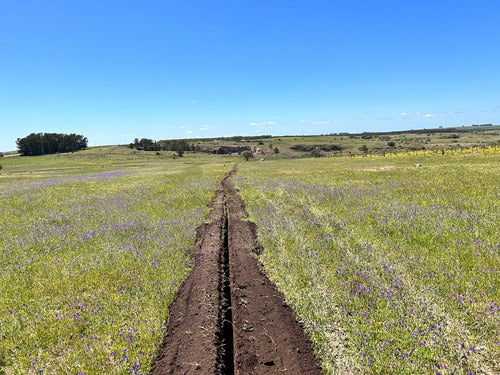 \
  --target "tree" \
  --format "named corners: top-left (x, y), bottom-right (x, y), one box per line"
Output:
top-left (274, 147), bottom-right (280, 154)
top-left (139, 138), bottom-right (154, 151)
top-left (241, 151), bottom-right (254, 161)
top-left (176, 145), bottom-right (184, 157)
top-left (387, 141), bottom-right (395, 147)
top-left (16, 133), bottom-right (87, 156)
top-left (360, 144), bottom-right (369, 153)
